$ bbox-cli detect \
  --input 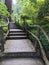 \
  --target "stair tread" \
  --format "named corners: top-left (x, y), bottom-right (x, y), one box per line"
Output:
top-left (8, 36), bottom-right (27, 37)
top-left (0, 58), bottom-right (44, 65)
top-left (4, 39), bottom-right (35, 52)
top-left (8, 34), bottom-right (26, 36)
top-left (9, 32), bottom-right (26, 34)
top-left (9, 22), bottom-right (18, 29)
top-left (10, 29), bottom-right (24, 32)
